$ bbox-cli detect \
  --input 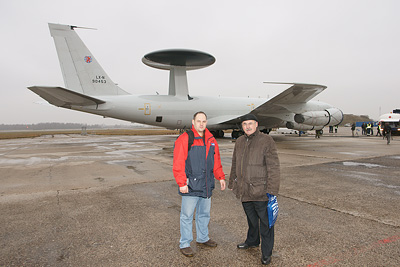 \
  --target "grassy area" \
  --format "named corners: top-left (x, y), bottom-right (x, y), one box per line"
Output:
top-left (0, 129), bottom-right (180, 140)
